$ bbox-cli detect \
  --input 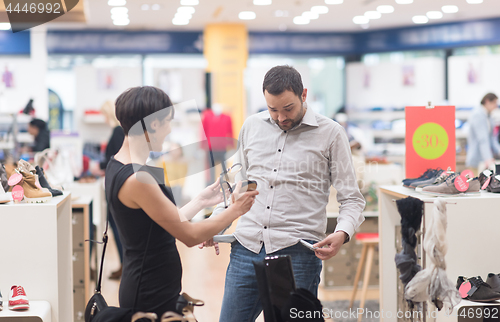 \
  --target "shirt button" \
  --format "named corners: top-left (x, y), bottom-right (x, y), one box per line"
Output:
top-left (264, 226), bottom-right (267, 229)
top-left (267, 206), bottom-right (270, 209)
top-left (273, 169), bottom-right (277, 172)
top-left (278, 149), bottom-right (282, 152)
top-left (284, 131), bottom-right (287, 133)
top-left (270, 186), bottom-right (273, 189)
